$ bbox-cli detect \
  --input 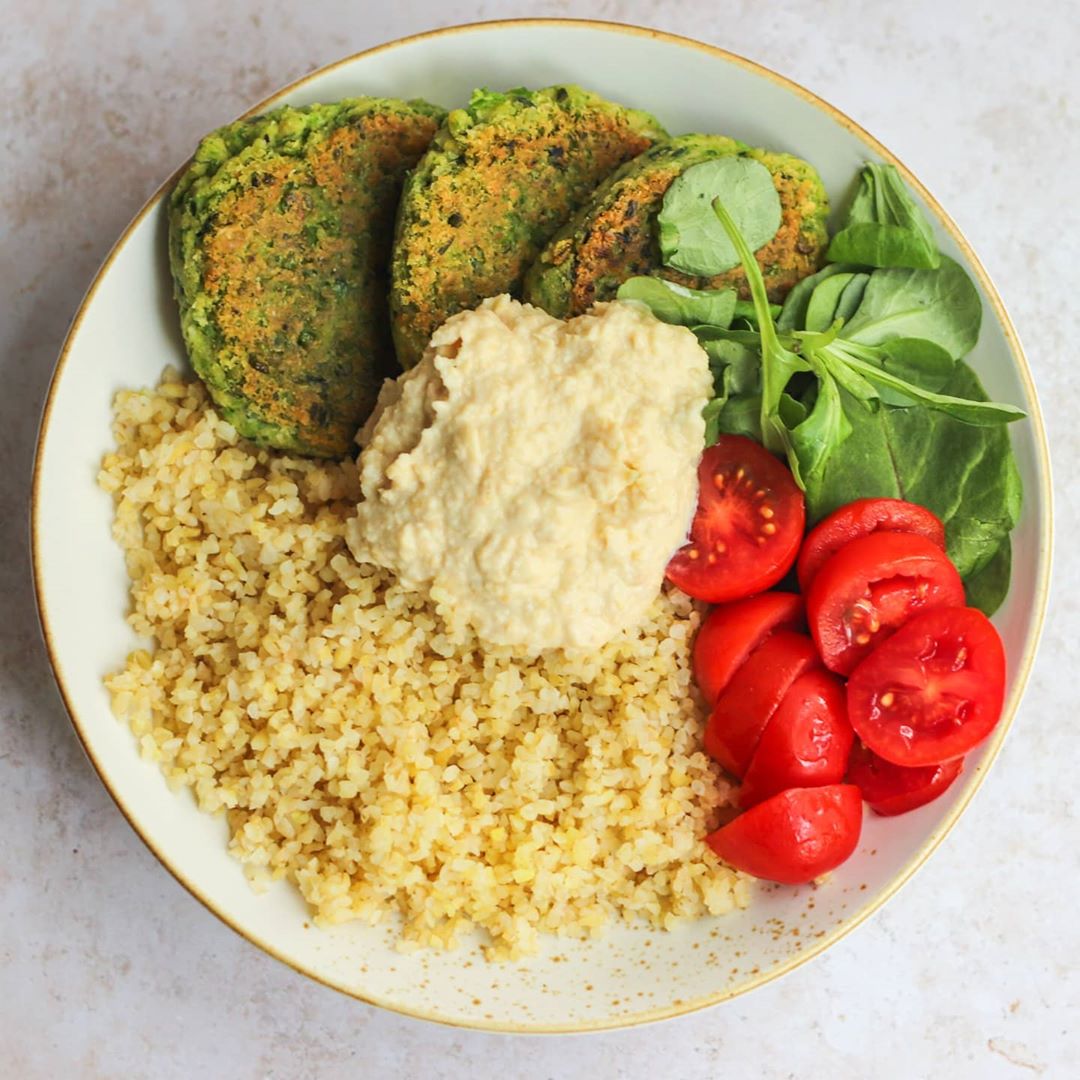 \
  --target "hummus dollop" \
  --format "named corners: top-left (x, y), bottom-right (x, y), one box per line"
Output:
top-left (346, 295), bottom-right (711, 652)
